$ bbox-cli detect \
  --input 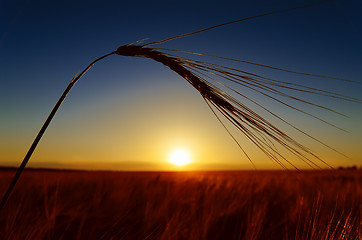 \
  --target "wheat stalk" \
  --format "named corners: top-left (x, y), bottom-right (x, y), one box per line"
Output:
top-left (0, 0), bottom-right (359, 212)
